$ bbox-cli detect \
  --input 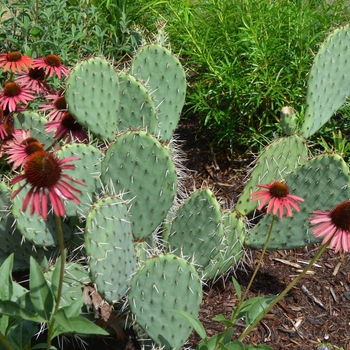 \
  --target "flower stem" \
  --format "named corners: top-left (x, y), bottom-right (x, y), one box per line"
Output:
top-left (0, 333), bottom-right (15, 350)
top-left (213, 215), bottom-right (276, 350)
top-left (238, 240), bottom-right (330, 341)
top-left (234, 215), bottom-right (276, 317)
top-left (46, 215), bottom-right (66, 350)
